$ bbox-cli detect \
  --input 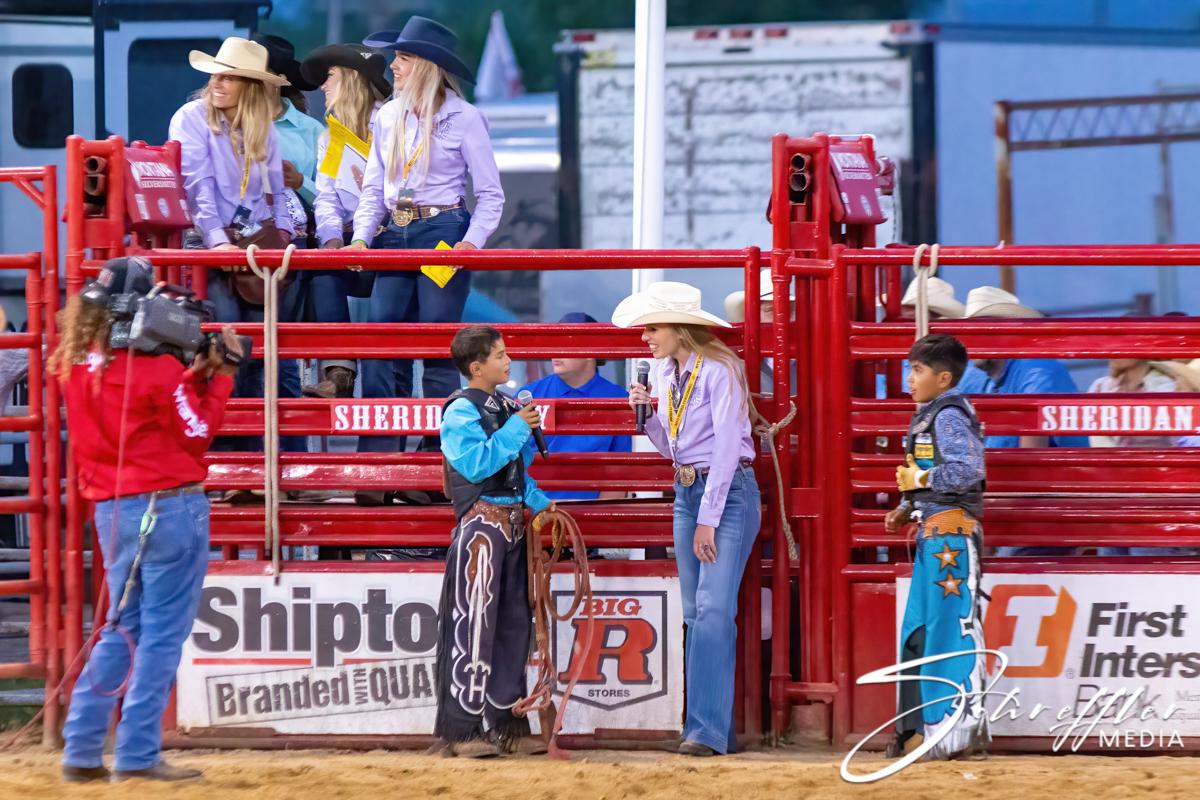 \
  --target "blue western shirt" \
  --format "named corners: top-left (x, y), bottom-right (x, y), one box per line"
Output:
top-left (958, 359), bottom-right (1088, 448)
top-left (519, 372), bottom-right (632, 500)
top-left (440, 397), bottom-right (550, 512)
